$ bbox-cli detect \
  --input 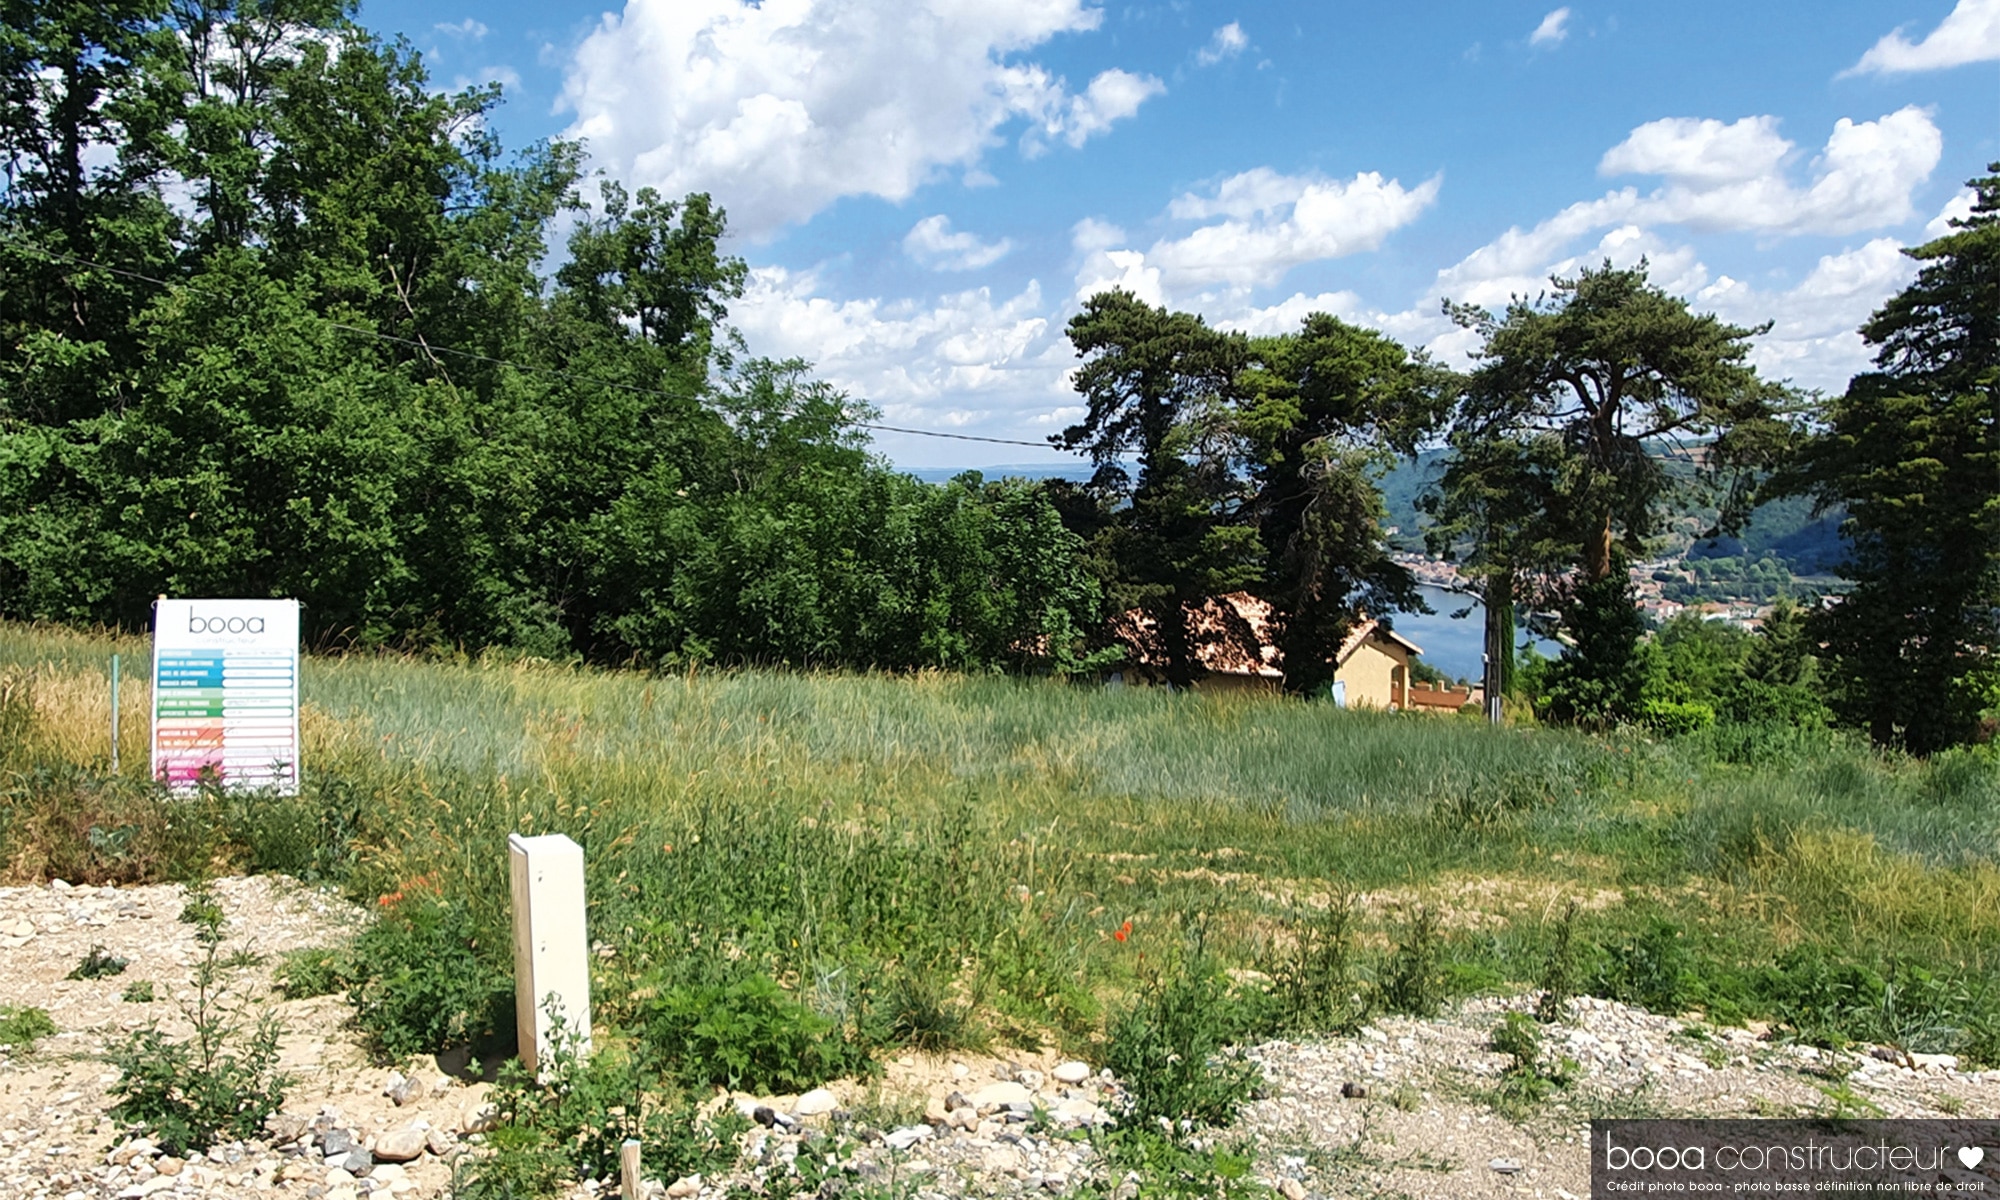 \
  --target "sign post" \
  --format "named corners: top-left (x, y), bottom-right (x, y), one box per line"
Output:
top-left (151, 599), bottom-right (302, 794)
